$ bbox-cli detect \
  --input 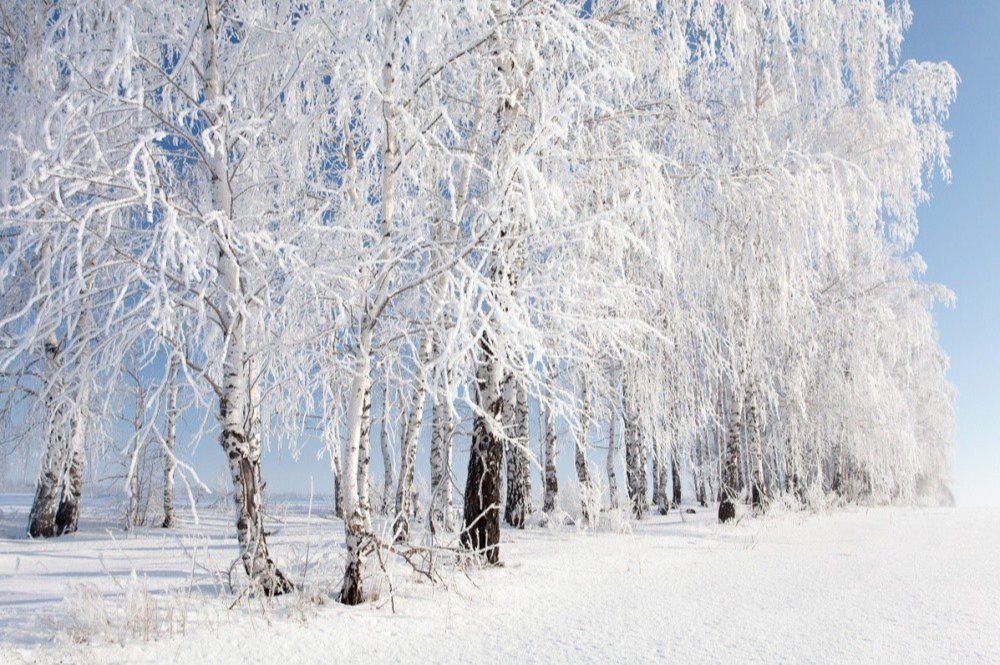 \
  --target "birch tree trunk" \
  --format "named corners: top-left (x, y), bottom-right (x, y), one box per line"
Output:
top-left (55, 302), bottom-right (93, 535)
top-left (393, 337), bottom-right (430, 543)
top-left (161, 359), bottom-right (178, 529)
top-left (126, 377), bottom-right (145, 532)
top-left (357, 379), bottom-right (373, 532)
top-left (205, 0), bottom-right (290, 596)
top-left (379, 377), bottom-right (395, 517)
top-left (694, 430), bottom-right (709, 507)
top-left (651, 447), bottom-right (661, 511)
top-left (575, 378), bottom-right (594, 525)
top-left (340, 0), bottom-right (406, 602)
top-left (461, 334), bottom-right (504, 564)
top-left (718, 400), bottom-right (743, 523)
top-left (541, 376), bottom-right (559, 514)
top-left (461, 30), bottom-right (528, 562)
top-left (748, 391), bottom-right (767, 512)
top-left (127, 437), bottom-right (142, 531)
top-left (606, 409), bottom-right (619, 510)
top-left (503, 381), bottom-right (531, 528)
top-left (652, 442), bottom-right (669, 515)
top-left (28, 334), bottom-right (68, 538)
top-left (622, 378), bottom-right (647, 519)
top-left (341, 328), bottom-right (372, 604)
top-left (332, 449), bottom-right (343, 519)
top-left (429, 368), bottom-right (453, 534)
top-left (55, 415), bottom-right (85, 535)
top-left (671, 446), bottom-right (682, 509)
top-left (428, 70), bottom-right (482, 536)
top-left (624, 419), bottom-right (647, 519)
